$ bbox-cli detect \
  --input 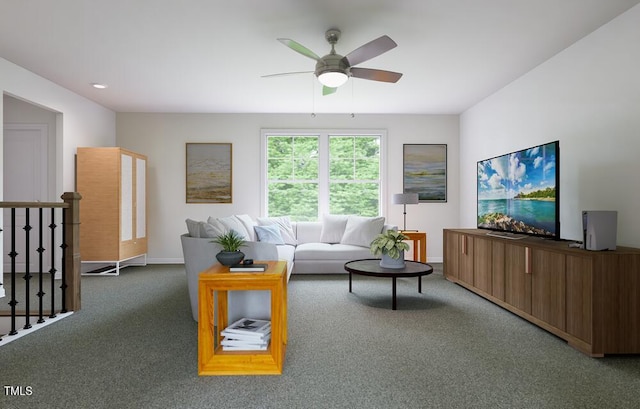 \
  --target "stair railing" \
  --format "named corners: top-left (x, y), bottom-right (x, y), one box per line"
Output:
top-left (0, 192), bottom-right (81, 340)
